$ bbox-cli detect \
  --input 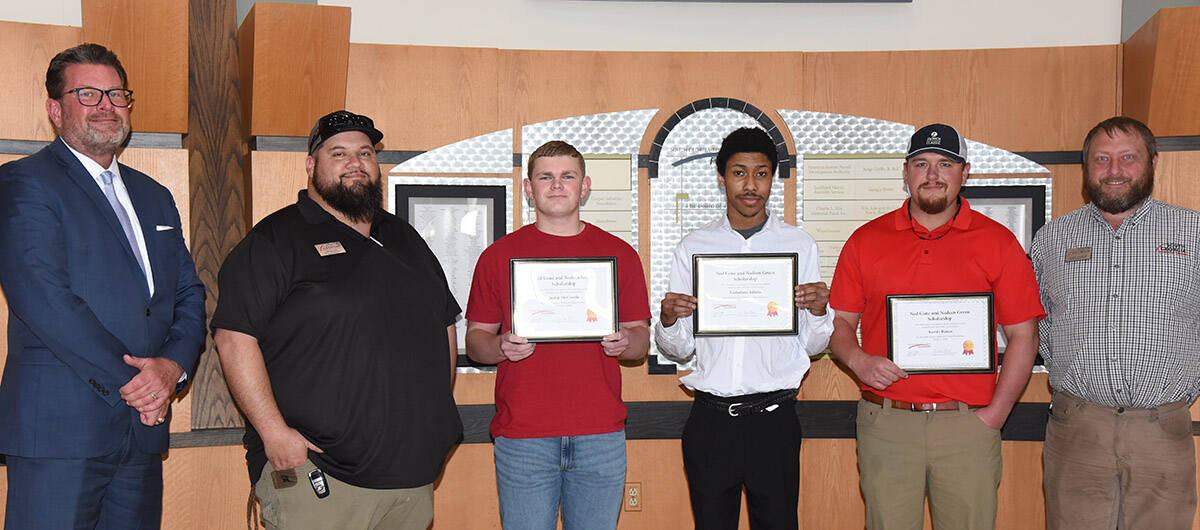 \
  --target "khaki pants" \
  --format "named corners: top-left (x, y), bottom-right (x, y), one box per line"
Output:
top-left (1043, 391), bottom-right (1196, 530)
top-left (255, 460), bottom-right (434, 530)
top-left (856, 399), bottom-right (1002, 530)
